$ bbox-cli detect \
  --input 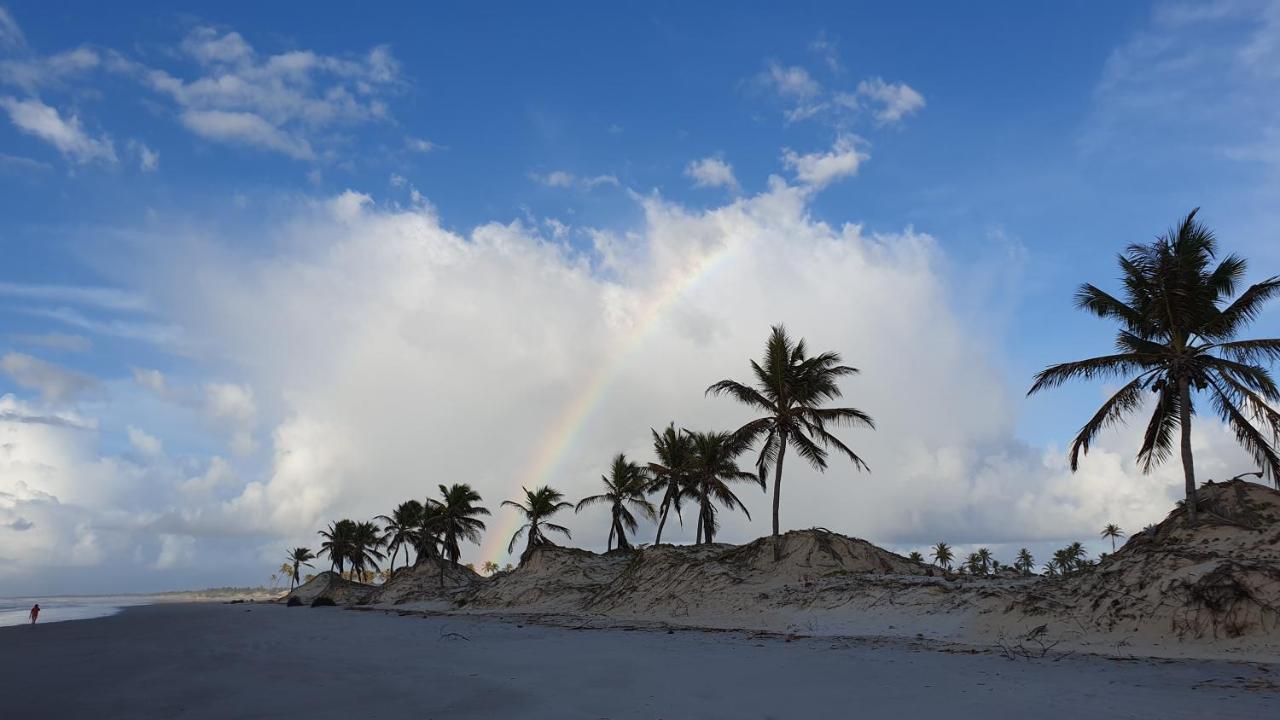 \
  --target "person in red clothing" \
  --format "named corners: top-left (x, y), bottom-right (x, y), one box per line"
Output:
top-left (29, 603), bottom-right (40, 624)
